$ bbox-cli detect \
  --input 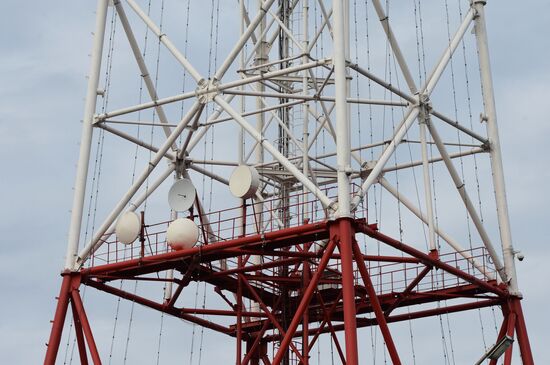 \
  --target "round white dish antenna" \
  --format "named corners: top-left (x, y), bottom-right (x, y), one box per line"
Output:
top-left (168, 178), bottom-right (196, 212)
top-left (166, 218), bottom-right (199, 250)
top-left (229, 165), bottom-right (260, 199)
top-left (115, 211), bottom-right (141, 245)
